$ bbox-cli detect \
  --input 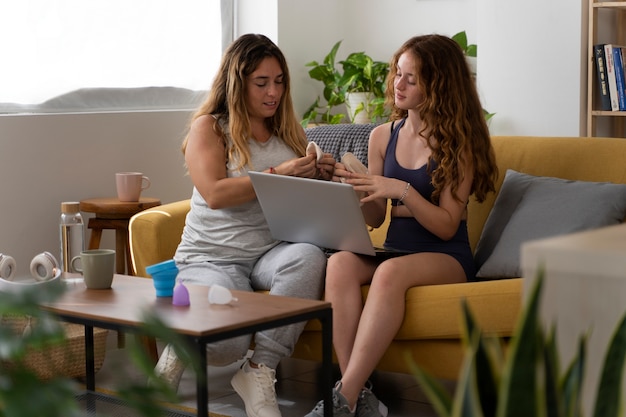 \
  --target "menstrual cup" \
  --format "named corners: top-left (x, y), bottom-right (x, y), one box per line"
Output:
top-left (208, 284), bottom-right (238, 305)
top-left (172, 279), bottom-right (190, 306)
